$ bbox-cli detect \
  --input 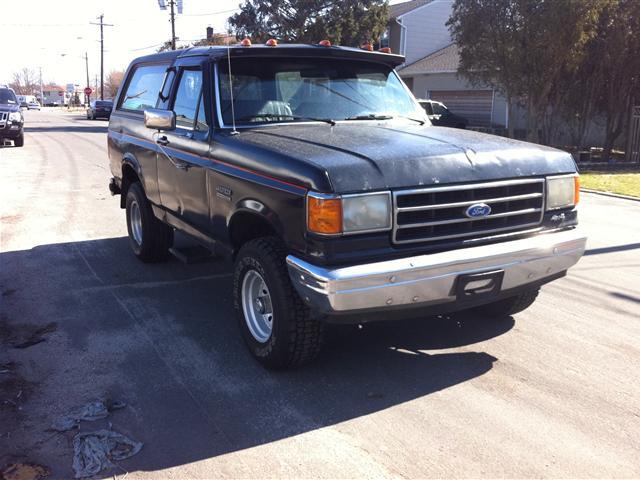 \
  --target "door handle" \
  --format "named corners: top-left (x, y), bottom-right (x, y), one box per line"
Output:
top-left (156, 135), bottom-right (169, 146)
